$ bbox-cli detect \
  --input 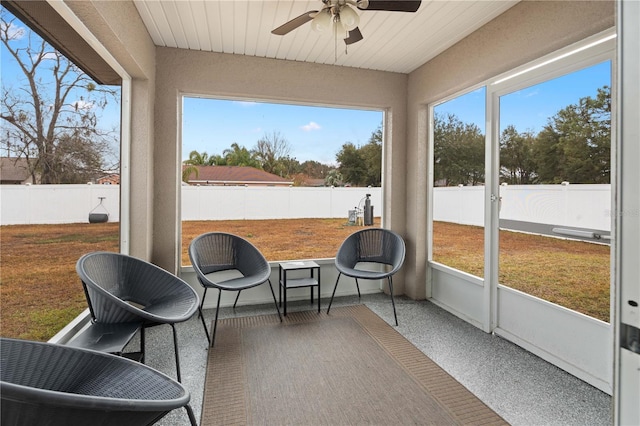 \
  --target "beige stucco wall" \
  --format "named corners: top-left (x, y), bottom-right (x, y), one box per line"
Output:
top-left (403, 0), bottom-right (615, 300)
top-left (64, 0), bottom-right (157, 260)
top-left (154, 49), bottom-right (409, 276)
